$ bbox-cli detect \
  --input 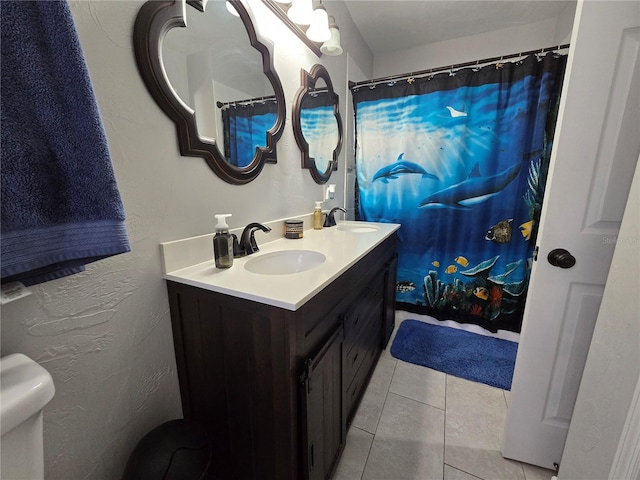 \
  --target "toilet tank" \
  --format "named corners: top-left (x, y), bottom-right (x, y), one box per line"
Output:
top-left (1, 353), bottom-right (55, 480)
